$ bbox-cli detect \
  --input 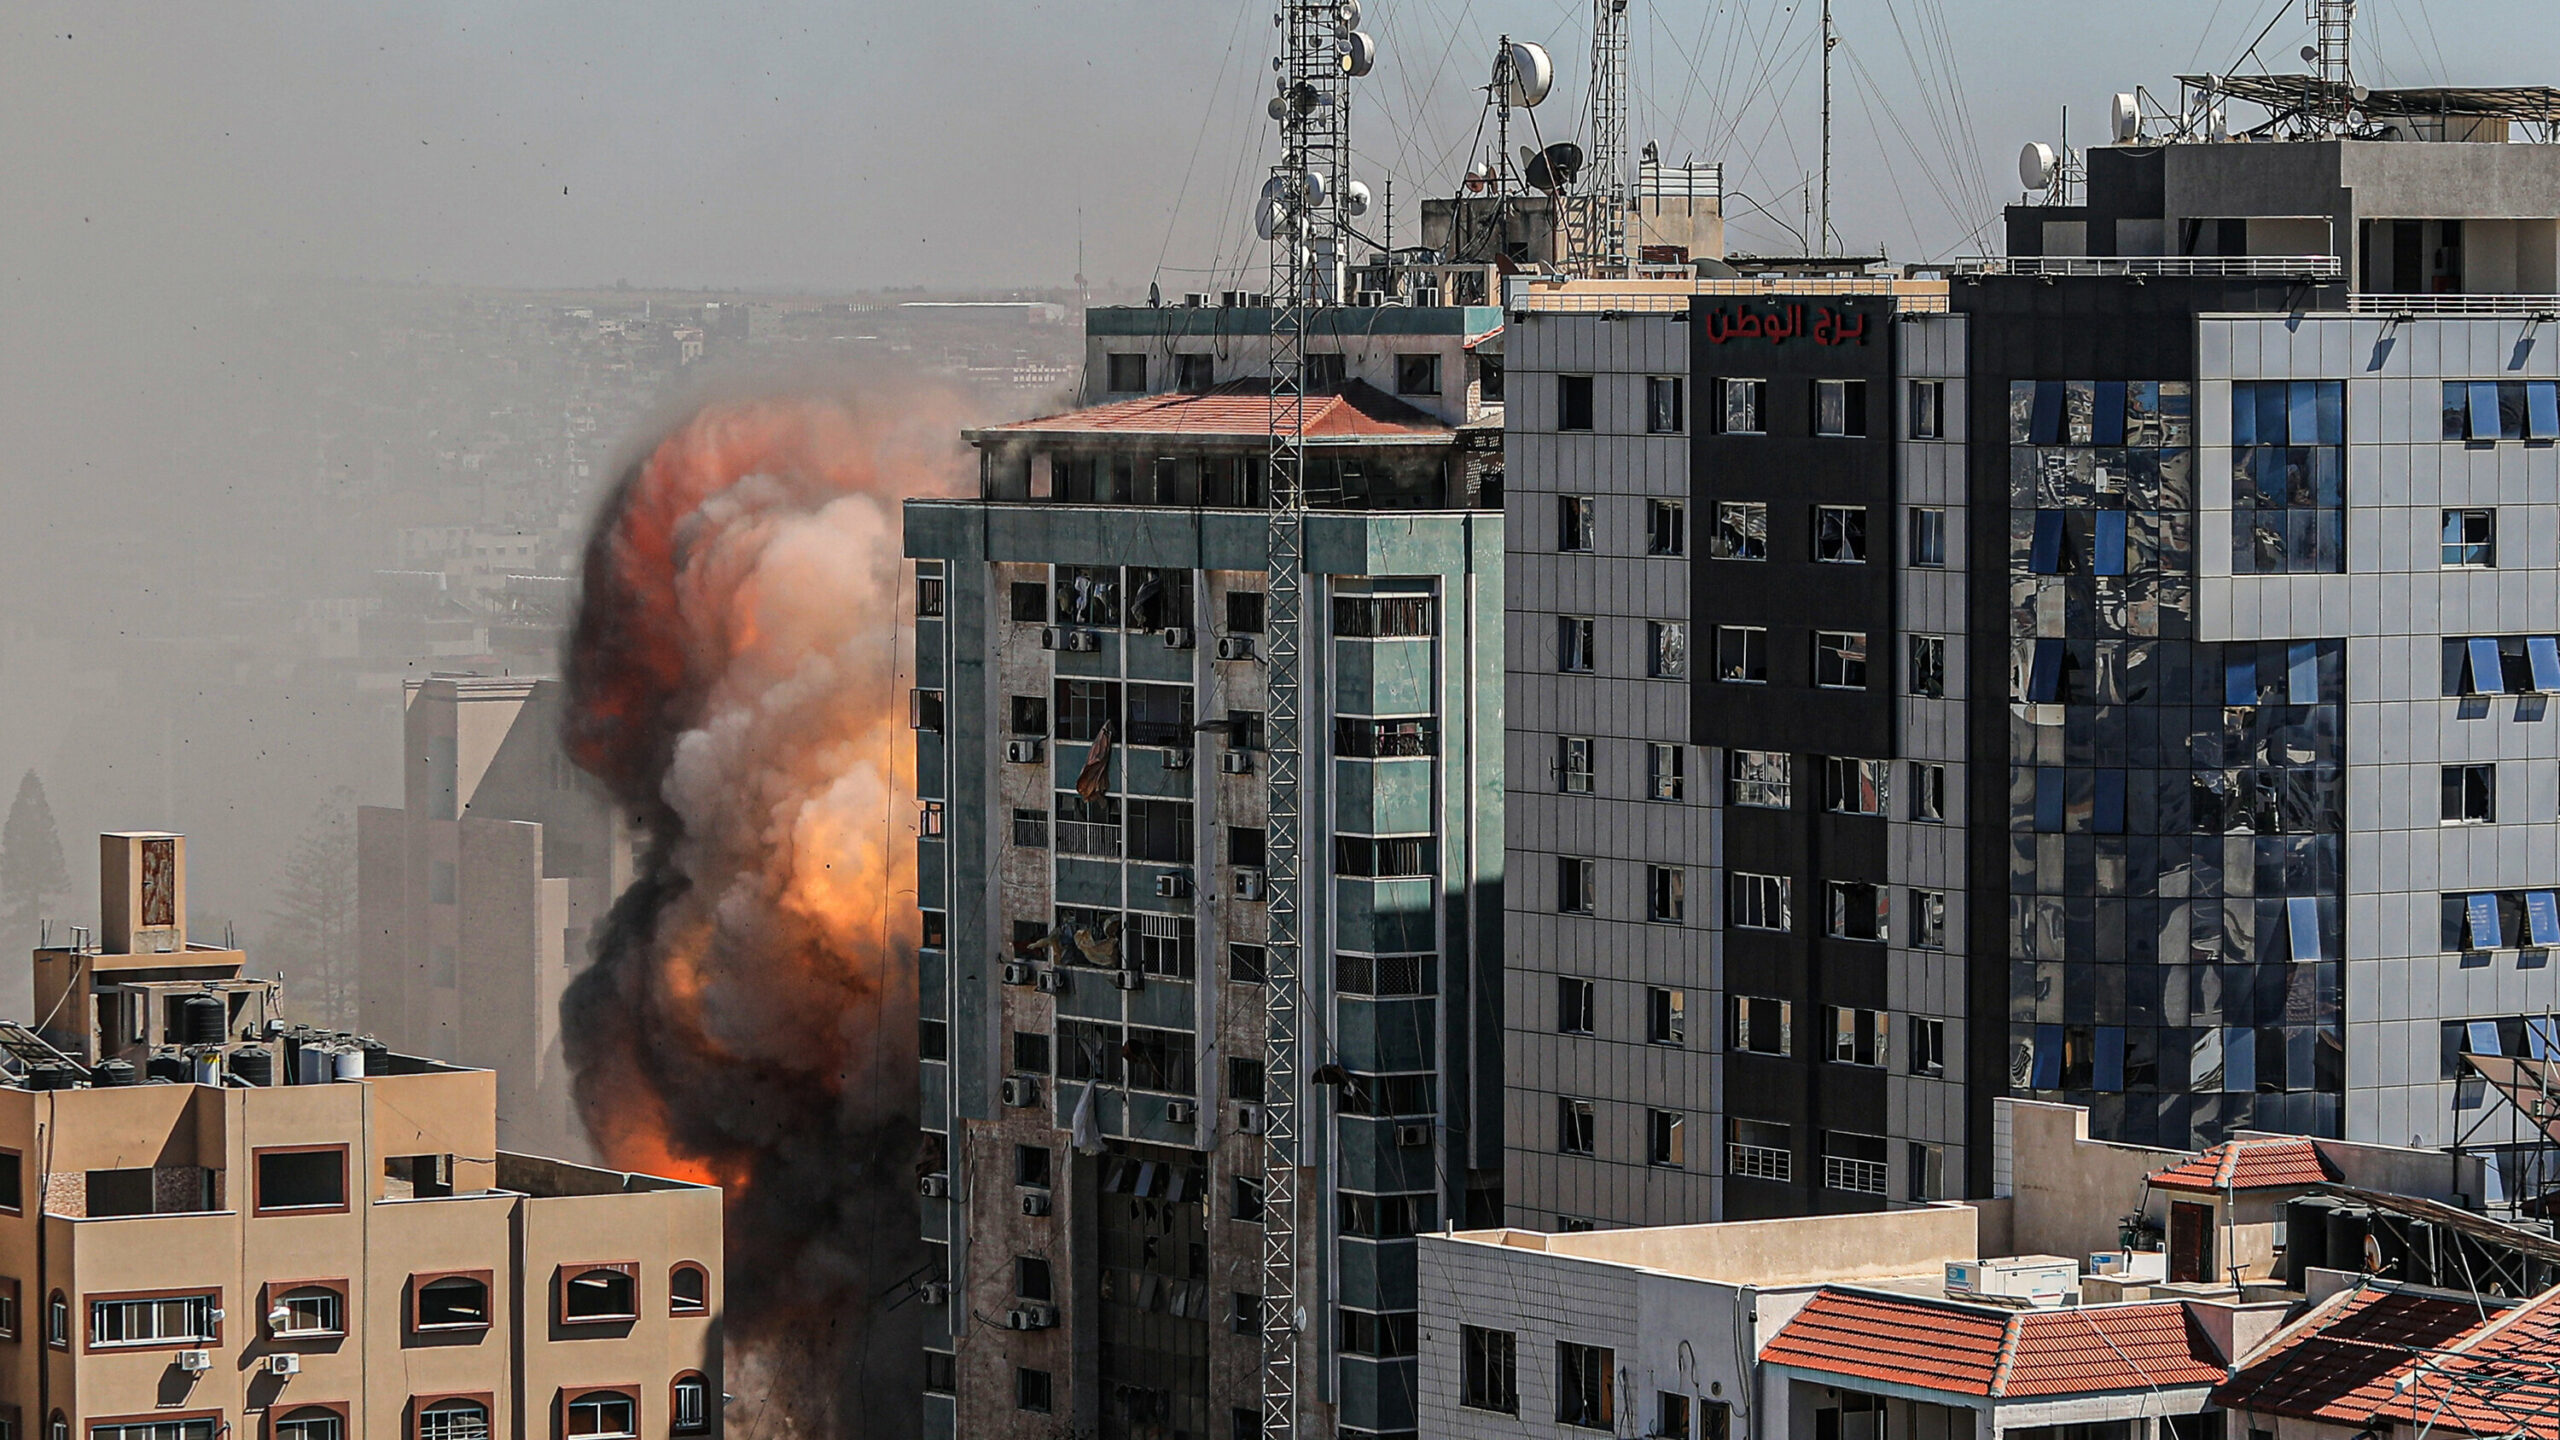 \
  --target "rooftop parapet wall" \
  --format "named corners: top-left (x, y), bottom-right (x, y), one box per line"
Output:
top-left (1449, 1203), bottom-right (1978, 1286)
